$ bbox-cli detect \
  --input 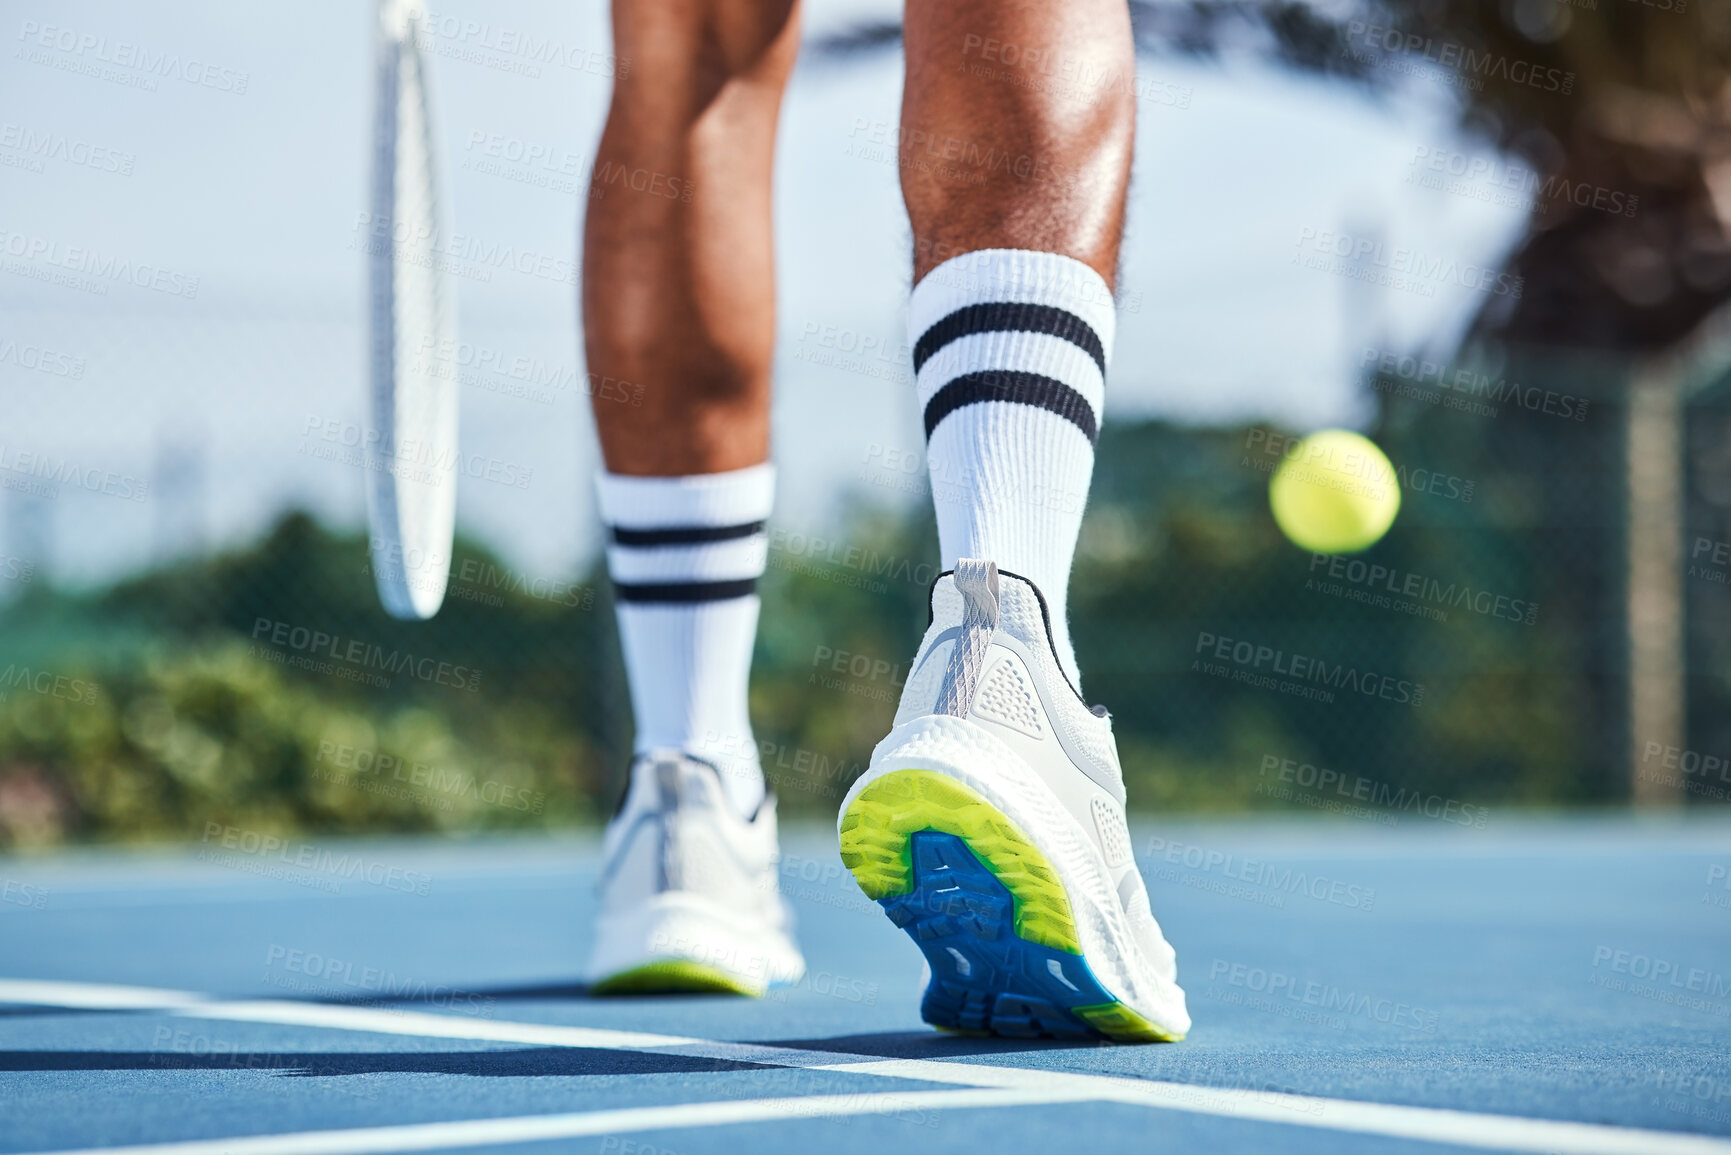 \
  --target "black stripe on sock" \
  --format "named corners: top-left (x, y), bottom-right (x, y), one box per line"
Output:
top-left (612, 577), bottom-right (759, 603)
top-left (922, 370), bottom-right (1098, 445)
top-left (609, 520), bottom-right (765, 547)
top-left (912, 302), bottom-right (1105, 376)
